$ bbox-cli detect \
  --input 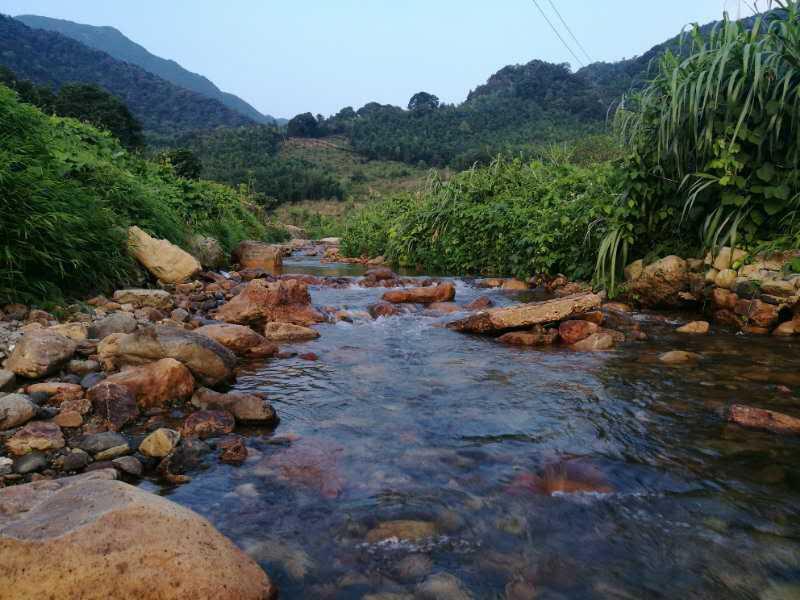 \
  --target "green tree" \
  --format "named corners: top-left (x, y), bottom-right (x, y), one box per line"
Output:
top-left (287, 112), bottom-right (320, 138)
top-left (160, 148), bottom-right (203, 179)
top-left (408, 91), bottom-right (440, 113)
top-left (54, 84), bottom-right (144, 149)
